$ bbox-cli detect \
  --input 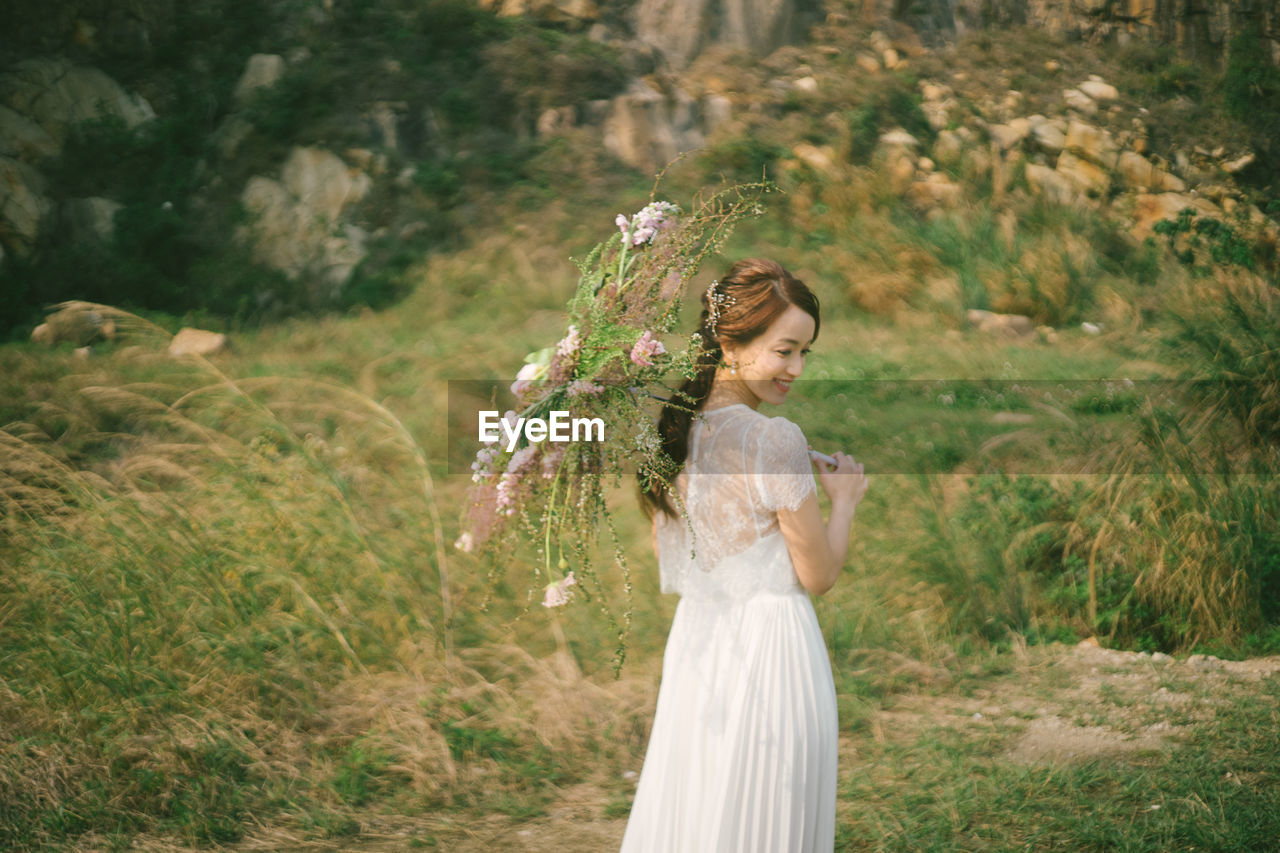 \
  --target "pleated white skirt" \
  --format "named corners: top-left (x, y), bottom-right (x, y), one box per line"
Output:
top-left (620, 588), bottom-right (838, 852)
